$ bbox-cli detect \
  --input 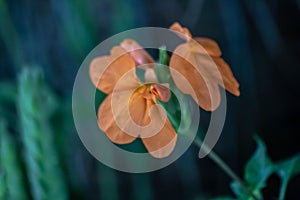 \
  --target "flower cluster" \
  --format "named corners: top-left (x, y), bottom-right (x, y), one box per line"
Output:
top-left (89, 22), bottom-right (240, 158)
